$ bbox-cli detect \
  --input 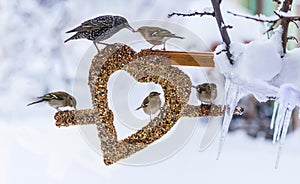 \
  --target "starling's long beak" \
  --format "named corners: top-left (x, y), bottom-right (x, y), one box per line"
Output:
top-left (127, 25), bottom-right (135, 32)
top-left (192, 85), bottom-right (196, 88)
